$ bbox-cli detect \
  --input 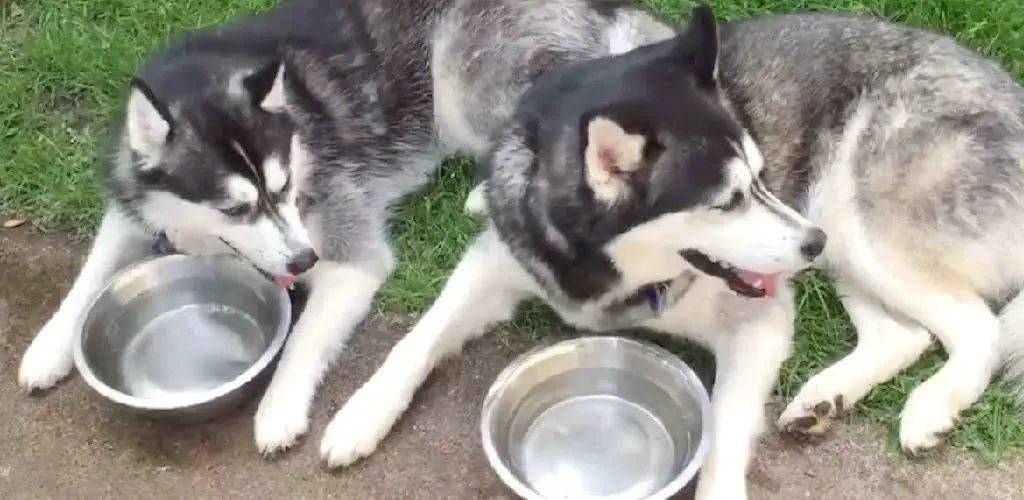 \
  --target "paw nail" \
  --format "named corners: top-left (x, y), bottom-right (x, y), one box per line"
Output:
top-left (812, 401), bottom-right (832, 417)
top-left (790, 415), bottom-right (818, 430)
